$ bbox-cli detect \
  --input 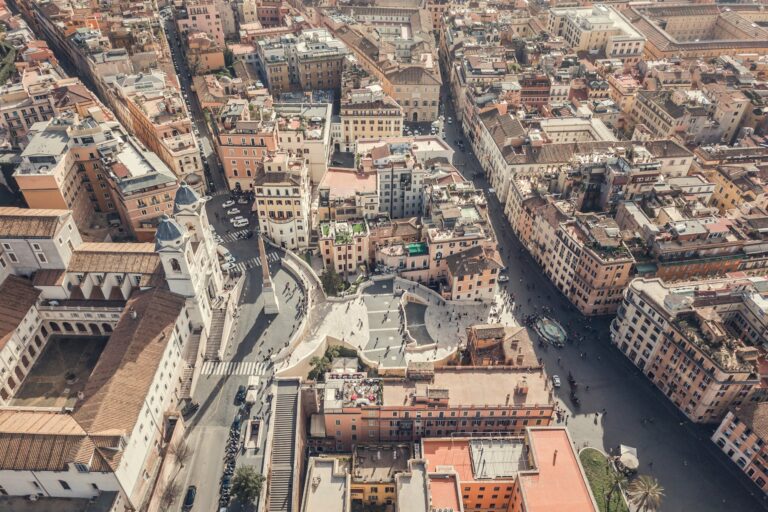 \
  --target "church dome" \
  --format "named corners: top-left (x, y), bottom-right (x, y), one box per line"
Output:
top-left (155, 215), bottom-right (185, 250)
top-left (174, 181), bottom-right (201, 213)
